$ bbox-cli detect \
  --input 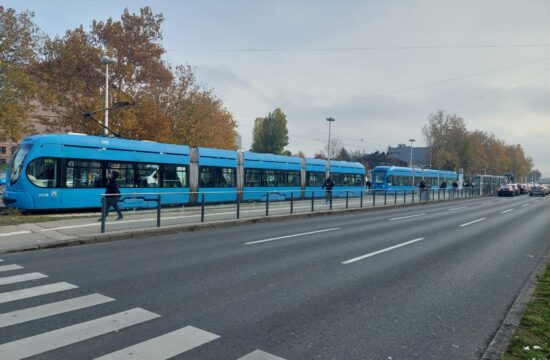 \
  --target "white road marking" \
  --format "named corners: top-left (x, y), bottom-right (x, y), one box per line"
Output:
top-left (534, 200), bottom-right (539, 203)
top-left (0, 264), bottom-right (23, 272)
top-left (95, 326), bottom-right (219, 360)
top-left (388, 214), bottom-right (426, 221)
top-left (521, 203), bottom-right (530, 207)
top-left (459, 218), bottom-right (487, 227)
top-left (0, 282), bottom-right (77, 304)
top-left (448, 206), bottom-right (467, 211)
top-left (342, 238), bottom-right (425, 264)
top-left (39, 203), bottom-right (351, 232)
top-left (0, 308), bottom-right (160, 360)
top-left (500, 209), bottom-right (515, 214)
top-left (0, 293), bottom-right (114, 328)
top-left (0, 231), bottom-right (31, 237)
top-left (238, 350), bottom-right (287, 360)
top-left (0, 272), bottom-right (48, 286)
top-left (245, 228), bottom-right (340, 245)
